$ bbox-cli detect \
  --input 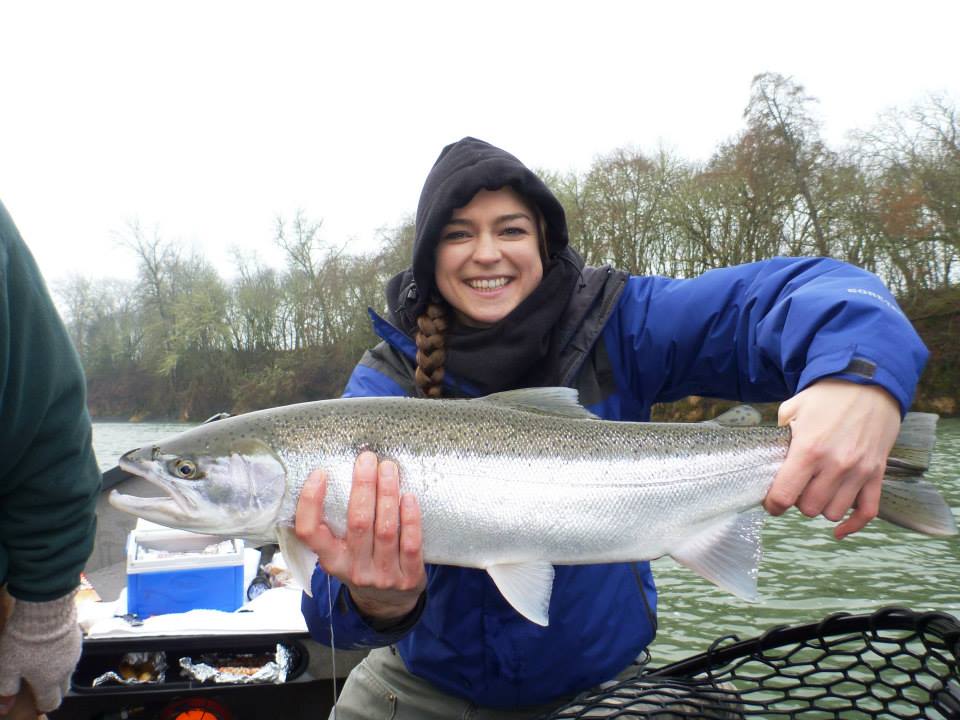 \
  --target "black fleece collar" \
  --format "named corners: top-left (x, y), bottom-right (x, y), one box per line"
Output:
top-left (384, 248), bottom-right (617, 395)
